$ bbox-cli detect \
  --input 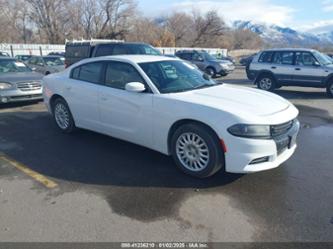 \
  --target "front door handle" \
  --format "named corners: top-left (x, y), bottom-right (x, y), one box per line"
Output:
top-left (295, 68), bottom-right (301, 71)
top-left (101, 96), bottom-right (108, 101)
top-left (65, 86), bottom-right (72, 91)
top-left (271, 66), bottom-right (277, 69)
